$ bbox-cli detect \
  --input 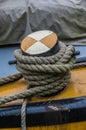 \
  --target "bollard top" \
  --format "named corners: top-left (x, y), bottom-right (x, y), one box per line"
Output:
top-left (21, 30), bottom-right (59, 56)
